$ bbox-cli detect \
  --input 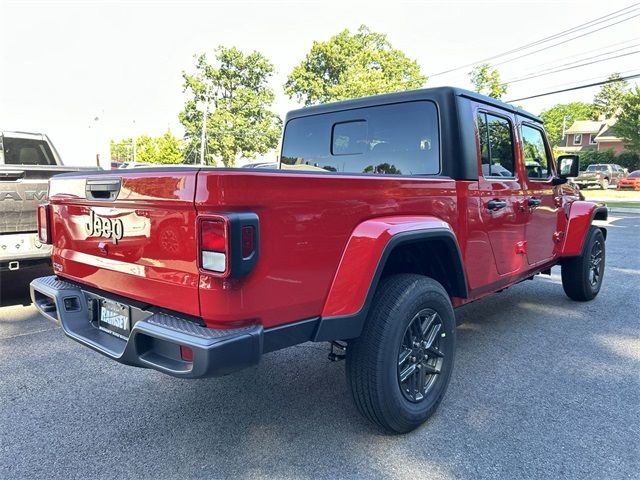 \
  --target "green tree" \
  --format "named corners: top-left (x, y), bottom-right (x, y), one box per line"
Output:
top-left (156, 130), bottom-right (184, 164)
top-left (594, 73), bottom-right (629, 118)
top-left (285, 25), bottom-right (426, 105)
top-left (614, 86), bottom-right (640, 154)
top-left (110, 138), bottom-right (132, 162)
top-left (539, 102), bottom-right (598, 147)
top-left (135, 135), bottom-right (159, 164)
top-left (110, 130), bottom-right (185, 164)
top-left (469, 63), bottom-right (507, 99)
top-left (179, 46), bottom-right (282, 167)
